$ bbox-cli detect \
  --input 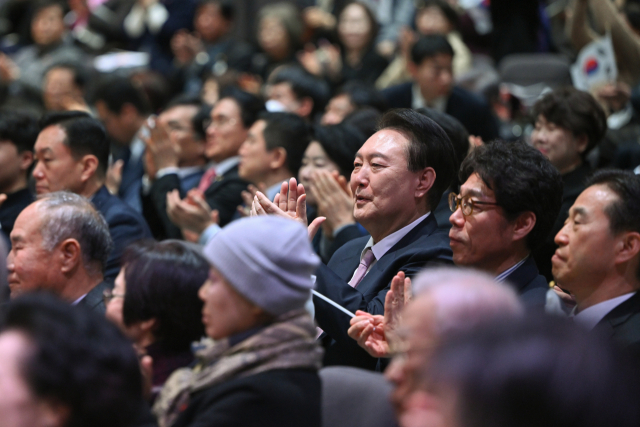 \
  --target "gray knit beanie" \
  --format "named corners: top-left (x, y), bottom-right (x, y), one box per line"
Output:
top-left (202, 216), bottom-right (320, 316)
